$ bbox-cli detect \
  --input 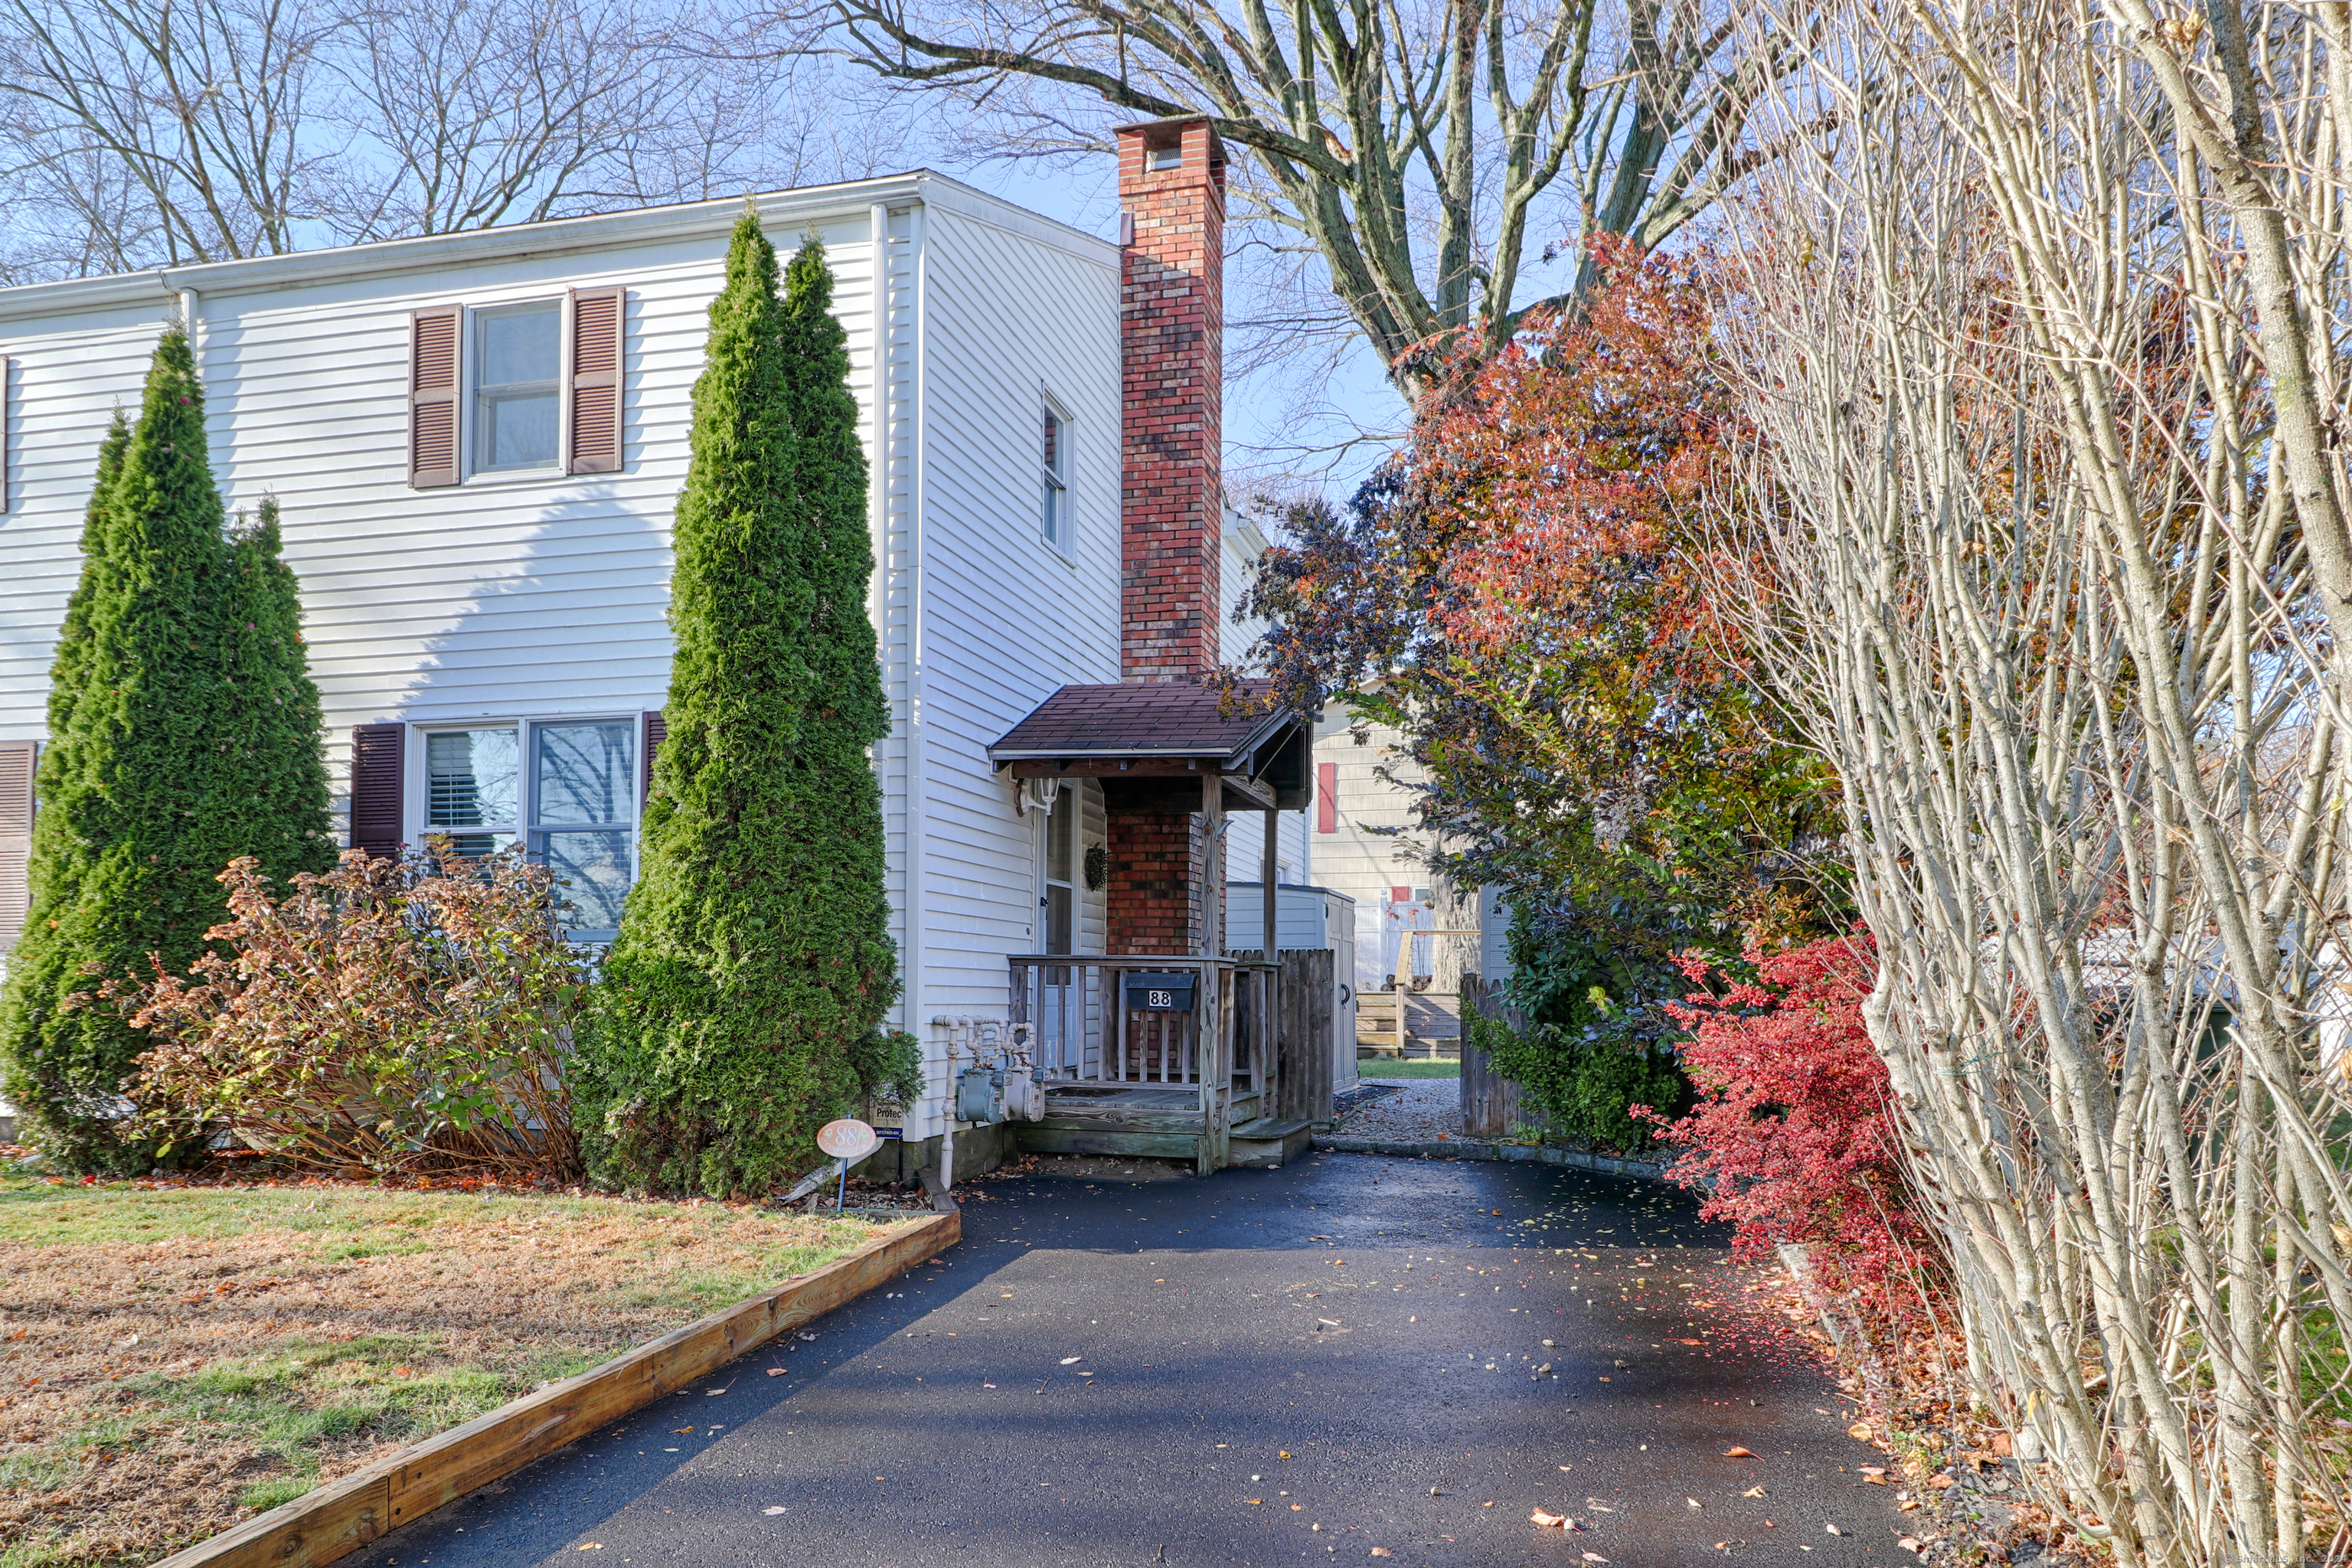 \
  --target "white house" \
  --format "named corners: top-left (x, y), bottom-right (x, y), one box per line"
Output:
top-left (0, 121), bottom-right (1321, 1171)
